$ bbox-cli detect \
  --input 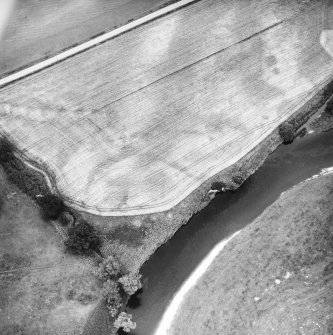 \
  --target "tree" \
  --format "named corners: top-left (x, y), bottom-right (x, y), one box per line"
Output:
top-left (119, 273), bottom-right (142, 295)
top-left (279, 122), bottom-right (295, 144)
top-left (97, 255), bottom-right (121, 279)
top-left (36, 194), bottom-right (65, 220)
top-left (65, 220), bottom-right (100, 254)
top-left (114, 312), bottom-right (136, 333)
